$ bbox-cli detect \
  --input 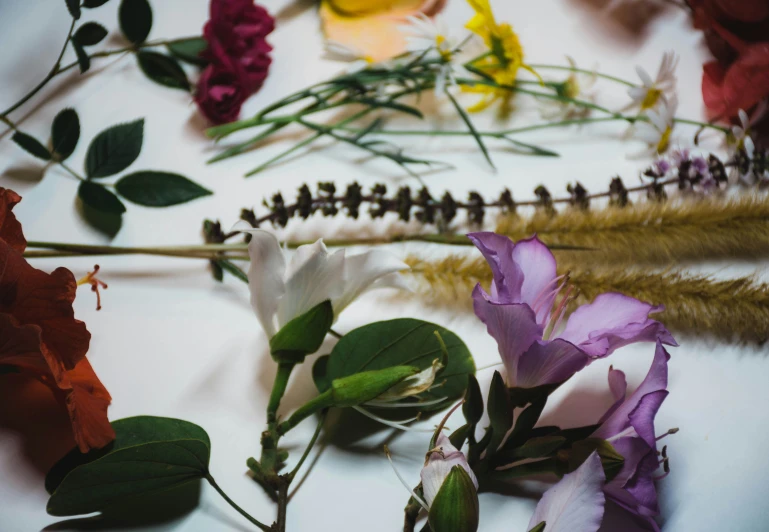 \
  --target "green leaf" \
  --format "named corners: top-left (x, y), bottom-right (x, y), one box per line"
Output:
top-left (528, 522), bottom-right (546, 532)
top-left (445, 89), bottom-right (495, 170)
top-left (72, 41), bottom-right (91, 73)
top-left (65, 0), bottom-right (81, 19)
top-left (74, 22), bottom-right (108, 46)
top-left (508, 382), bottom-right (562, 408)
top-left (85, 119), bottom-right (144, 178)
top-left (323, 318), bottom-right (475, 413)
top-left (495, 435), bottom-right (567, 464)
top-left (78, 181), bottom-right (126, 214)
top-left (500, 136), bottom-right (560, 157)
top-left (51, 108), bottom-right (80, 160)
top-left (115, 171), bottom-right (211, 206)
top-left (216, 259), bottom-right (247, 283)
top-left (84, 0), bottom-right (112, 7)
top-left (119, 0), bottom-right (152, 44)
top-left (449, 423), bottom-right (471, 450)
top-left (46, 416), bottom-right (210, 516)
top-left (12, 132), bottom-right (51, 160)
top-left (462, 374), bottom-right (483, 426)
top-left (167, 37), bottom-right (208, 66)
top-left (312, 355), bottom-right (332, 393)
top-left (506, 397), bottom-right (546, 449)
top-left (269, 300), bottom-right (333, 363)
top-left (136, 51), bottom-right (190, 91)
top-left (486, 371), bottom-right (513, 455)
